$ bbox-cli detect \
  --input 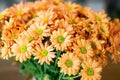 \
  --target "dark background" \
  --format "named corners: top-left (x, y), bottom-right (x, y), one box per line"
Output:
top-left (0, 0), bottom-right (120, 80)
